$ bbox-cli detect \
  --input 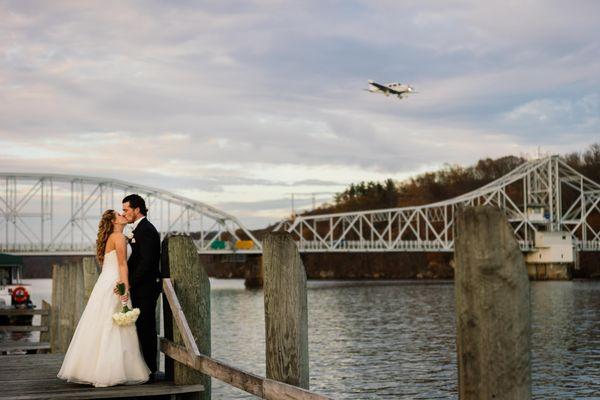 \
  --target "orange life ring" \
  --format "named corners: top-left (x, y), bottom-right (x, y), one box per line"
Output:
top-left (12, 286), bottom-right (29, 304)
